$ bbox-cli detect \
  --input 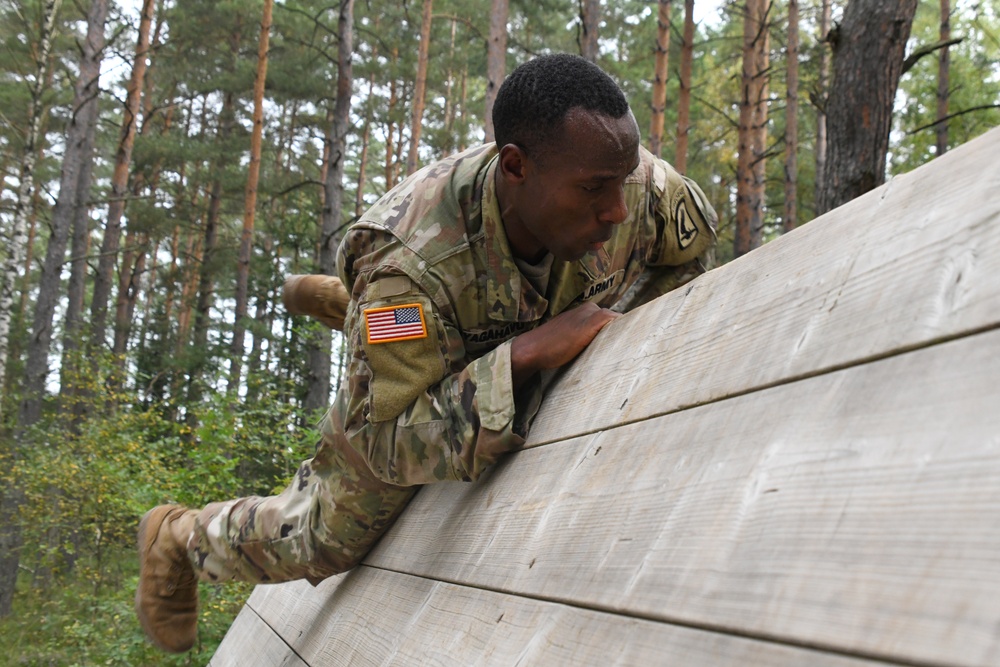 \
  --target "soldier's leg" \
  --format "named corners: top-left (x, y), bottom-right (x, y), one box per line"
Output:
top-left (137, 436), bottom-right (416, 653)
top-left (191, 437), bottom-right (417, 584)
